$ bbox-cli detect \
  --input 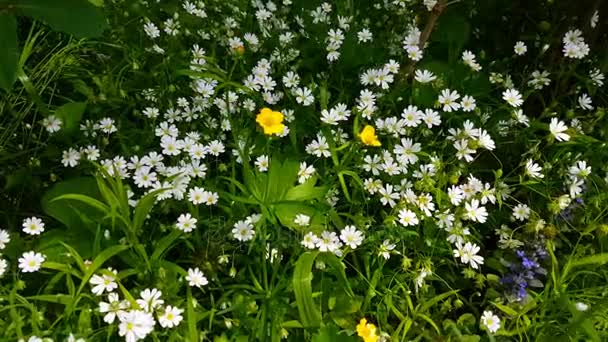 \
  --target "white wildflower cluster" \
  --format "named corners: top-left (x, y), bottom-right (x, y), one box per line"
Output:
top-left (14, 0), bottom-right (608, 340)
top-left (301, 225), bottom-right (364, 255)
top-left (562, 29), bottom-right (590, 59)
top-left (403, 26), bottom-right (423, 61)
